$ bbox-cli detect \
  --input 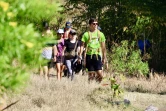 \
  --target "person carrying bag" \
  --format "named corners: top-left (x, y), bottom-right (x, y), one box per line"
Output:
top-left (64, 29), bottom-right (80, 81)
top-left (64, 40), bottom-right (78, 60)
